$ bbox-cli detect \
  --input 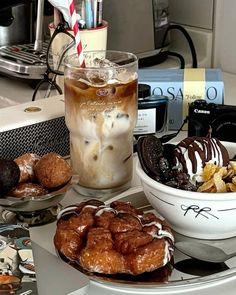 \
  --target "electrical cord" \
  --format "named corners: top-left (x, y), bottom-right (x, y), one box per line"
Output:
top-left (160, 116), bottom-right (189, 143)
top-left (138, 51), bottom-right (168, 68)
top-left (133, 116), bottom-right (189, 153)
top-left (165, 50), bottom-right (185, 68)
top-left (138, 23), bottom-right (197, 69)
top-left (161, 24), bottom-right (198, 68)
